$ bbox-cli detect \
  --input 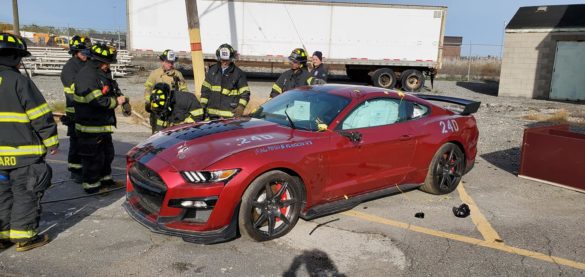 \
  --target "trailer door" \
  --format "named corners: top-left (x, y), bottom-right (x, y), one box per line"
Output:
top-left (550, 41), bottom-right (585, 101)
